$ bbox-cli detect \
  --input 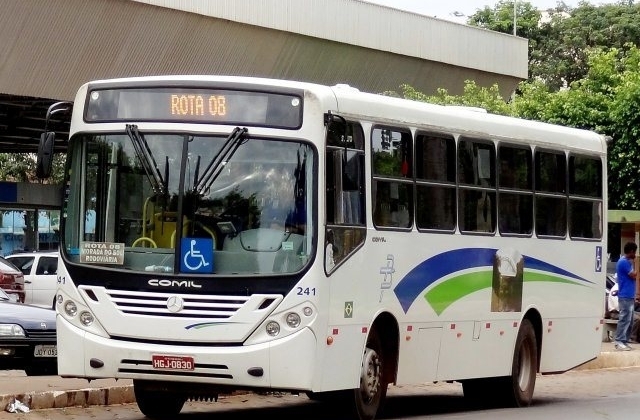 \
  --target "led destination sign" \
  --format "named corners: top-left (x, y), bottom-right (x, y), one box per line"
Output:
top-left (85, 87), bottom-right (302, 129)
top-left (170, 94), bottom-right (227, 118)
